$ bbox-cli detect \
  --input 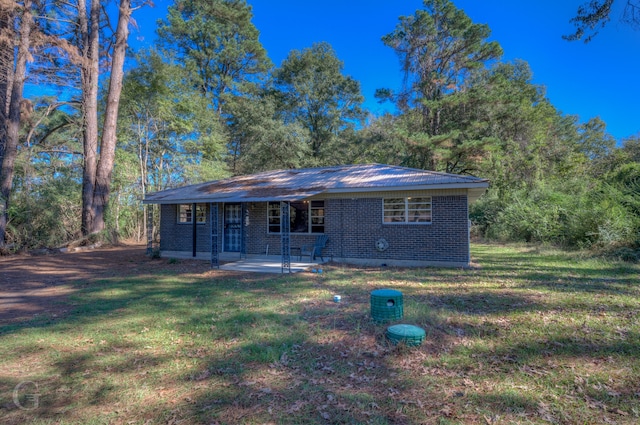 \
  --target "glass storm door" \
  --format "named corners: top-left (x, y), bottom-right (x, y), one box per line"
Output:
top-left (224, 204), bottom-right (242, 252)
